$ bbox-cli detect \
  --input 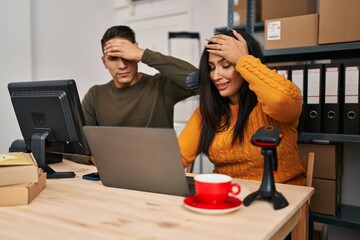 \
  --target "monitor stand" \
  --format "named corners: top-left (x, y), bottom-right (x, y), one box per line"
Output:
top-left (31, 131), bottom-right (76, 179)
